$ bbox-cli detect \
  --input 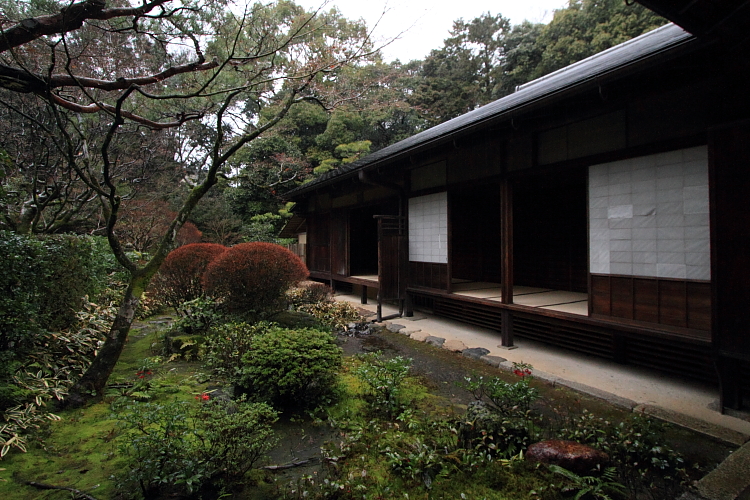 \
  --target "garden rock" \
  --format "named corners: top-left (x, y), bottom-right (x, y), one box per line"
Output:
top-left (387, 323), bottom-right (406, 333)
top-left (525, 440), bottom-right (609, 475)
top-left (398, 327), bottom-right (421, 336)
top-left (425, 336), bottom-right (445, 347)
top-left (479, 355), bottom-right (507, 367)
top-left (410, 331), bottom-right (431, 342)
top-left (442, 339), bottom-right (467, 352)
top-left (462, 347), bottom-right (491, 360)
